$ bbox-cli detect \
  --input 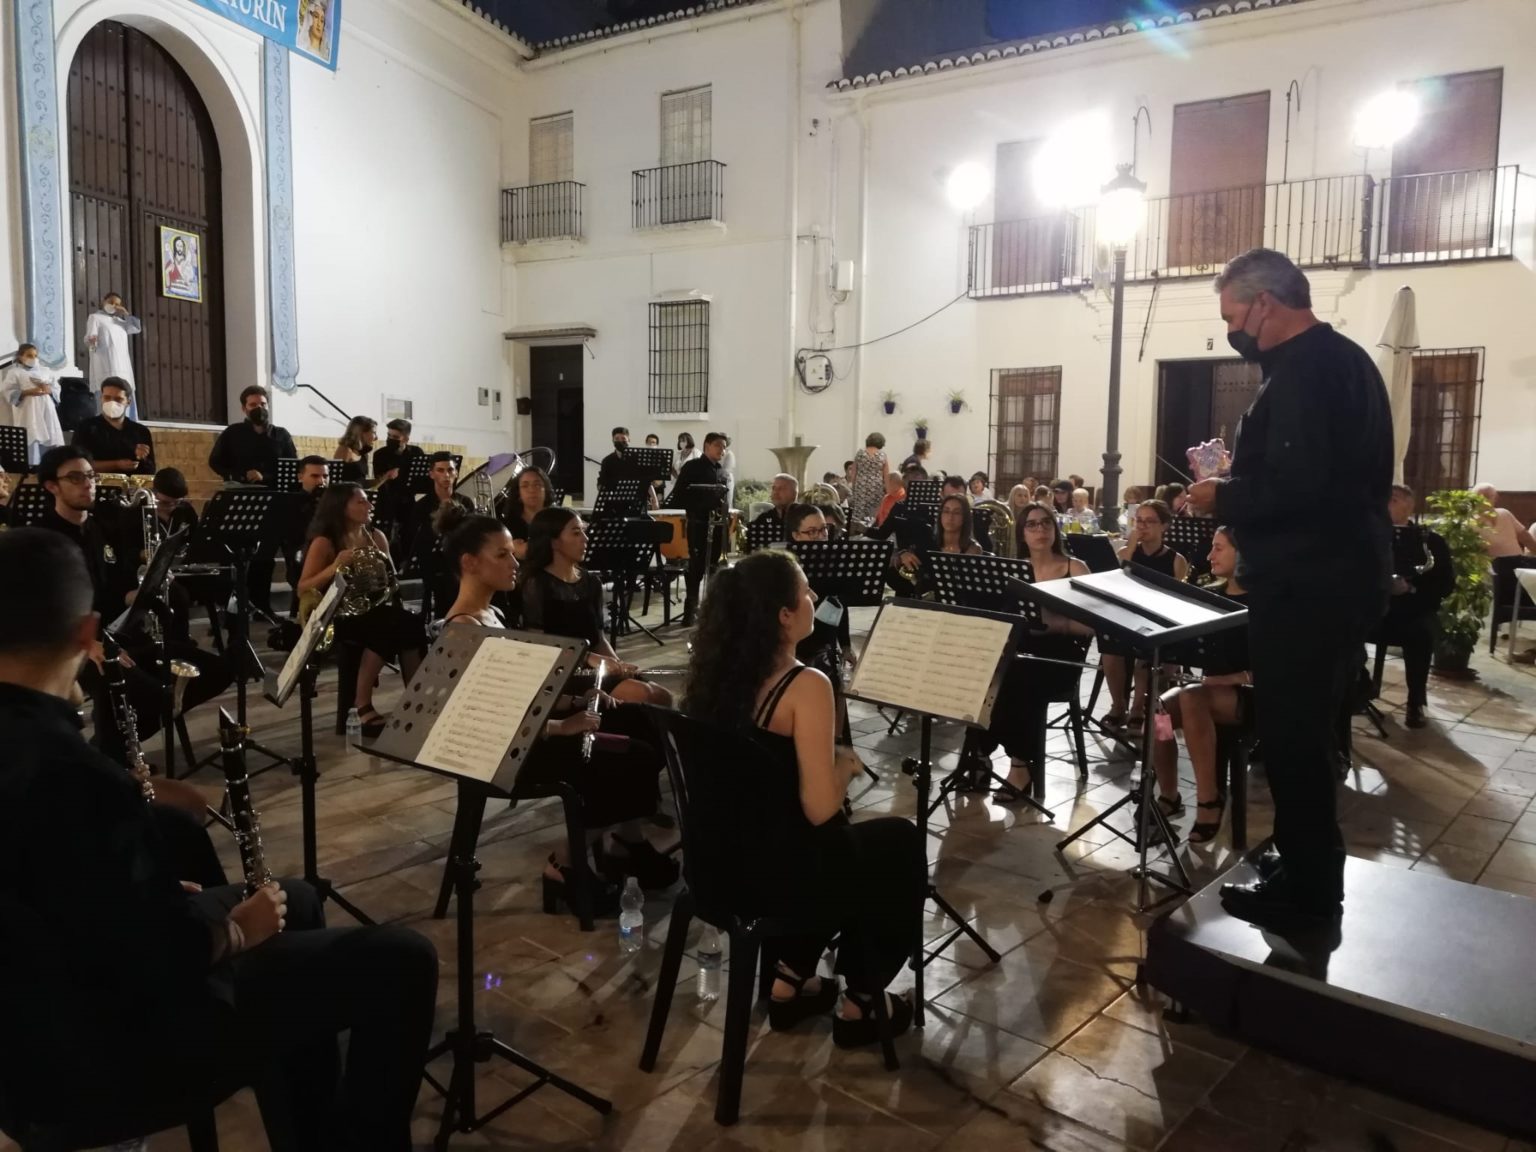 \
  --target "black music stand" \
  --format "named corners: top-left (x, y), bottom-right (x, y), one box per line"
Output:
top-left (0, 425), bottom-right (28, 474)
top-left (847, 599), bottom-right (1020, 1024)
top-left (906, 478), bottom-right (941, 510)
top-left (593, 478), bottom-right (647, 519)
top-left (1013, 565), bottom-right (1247, 910)
top-left (625, 446), bottom-right (673, 488)
top-left (367, 627), bottom-right (611, 1145)
top-left (191, 488), bottom-right (289, 778)
top-left (743, 512), bottom-right (785, 554)
top-left (405, 453), bottom-right (463, 496)
top-left (585, 517), bottom-right (664, 645)
top-left (7, 481), bottom-right (53, 526)
top-left (1164, 517), bottom-right (1217, 579)
top-left (925, 551), bottom-right (1054, 819)
top-left (261, 576), bottom-right (373, 925)
top-left (1066, 534), bottom-right (1120, 573)
top-left (273, 457), bottom-right (345, 491)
